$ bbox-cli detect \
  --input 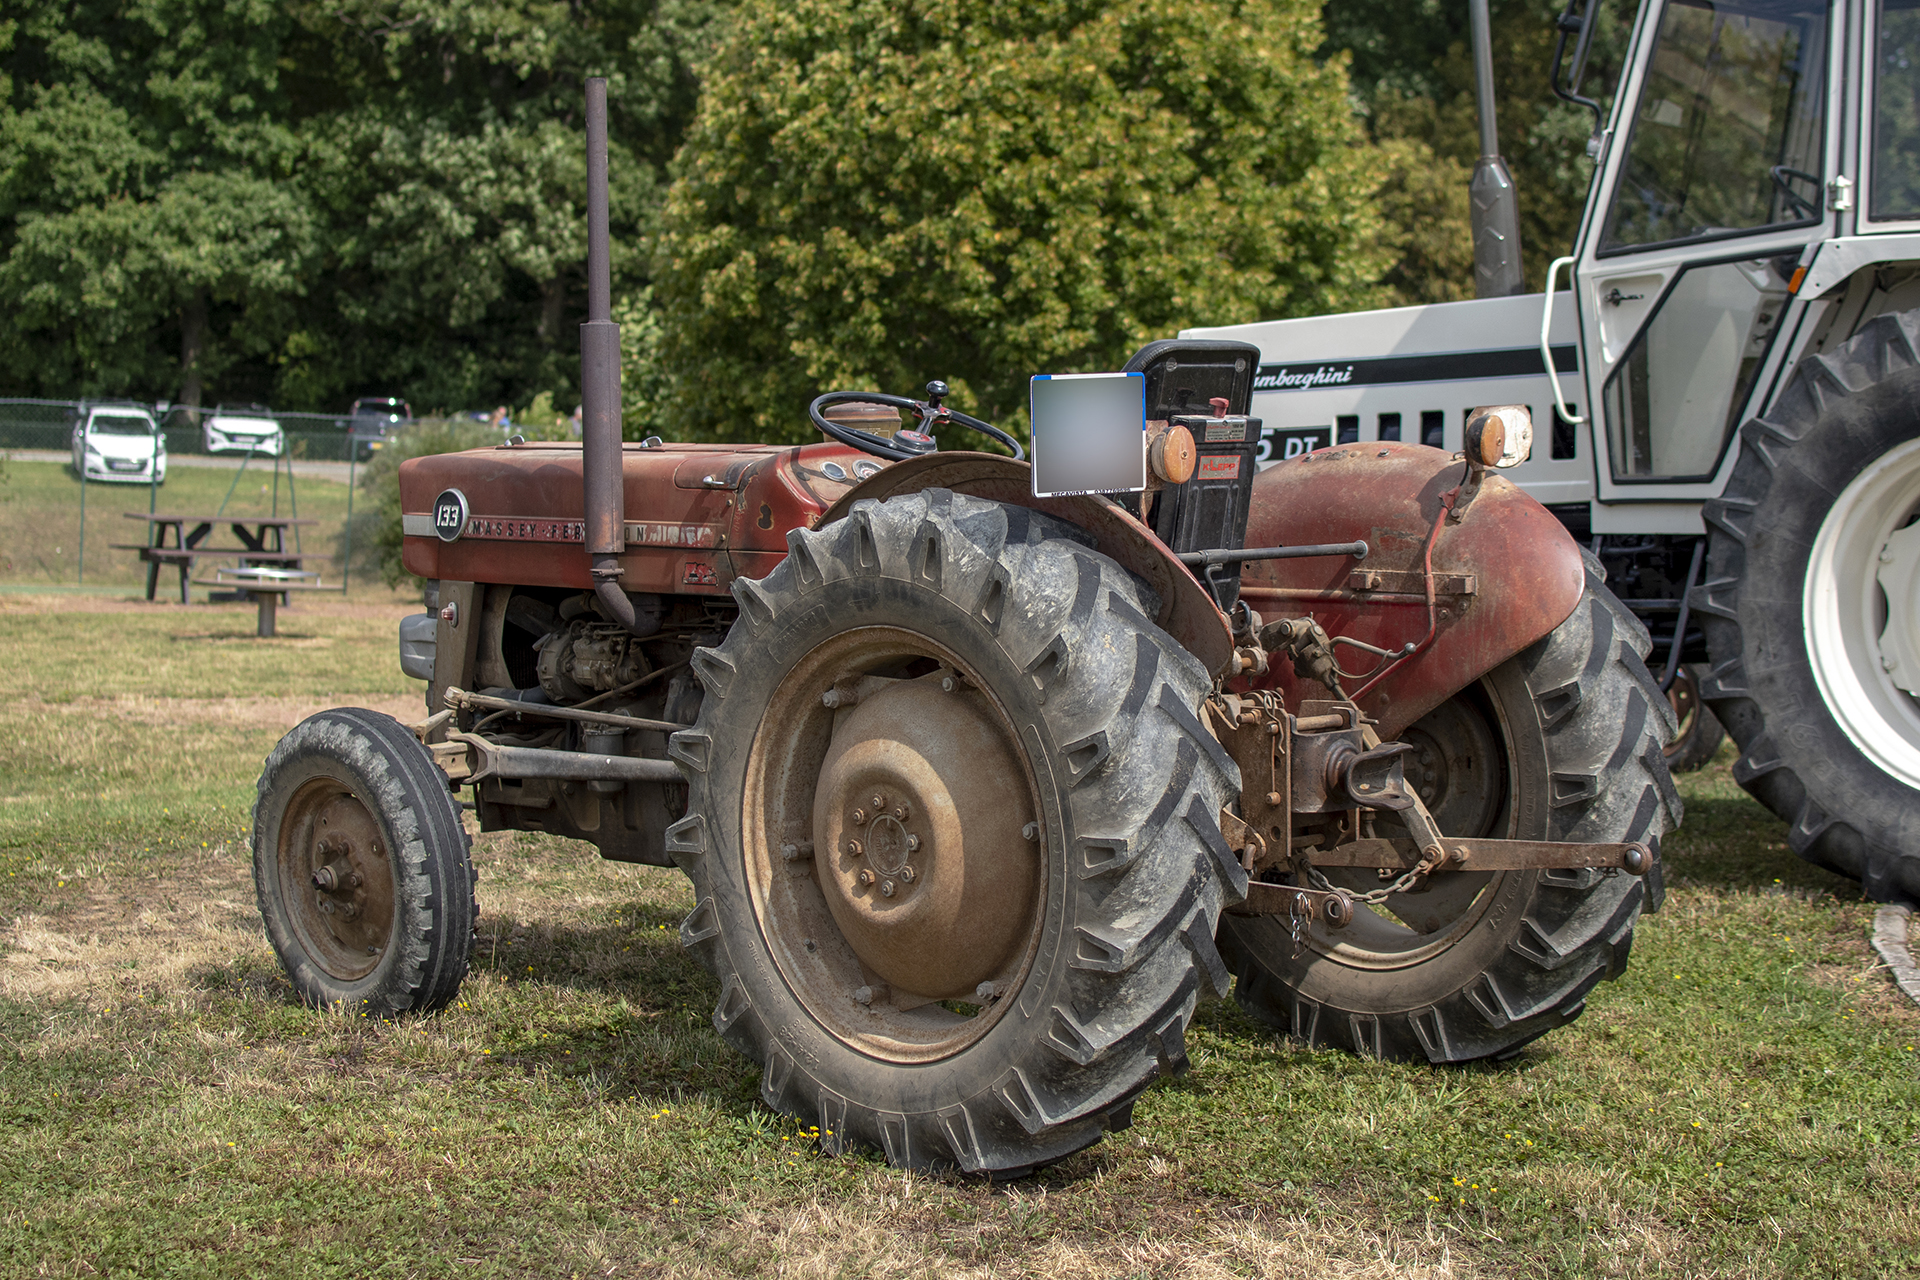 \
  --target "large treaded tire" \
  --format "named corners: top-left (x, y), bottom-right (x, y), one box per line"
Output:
top-left (1218, 569), bottom-right (1680, 1061)
top-left (254, 708), bottom-right (476, 1014)
top-left (668, 489), bottom-right (1243, 1175)
top-left (1695, 311), bottom-right (1920, 903)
